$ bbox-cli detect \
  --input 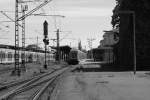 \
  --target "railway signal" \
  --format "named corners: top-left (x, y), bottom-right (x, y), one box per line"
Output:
top-left (43, 38), bottom-right (49, 45)
top-left (43, 20), bottom-right (49, 69)
top-left (43, 20), bottom-right (48, 38)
